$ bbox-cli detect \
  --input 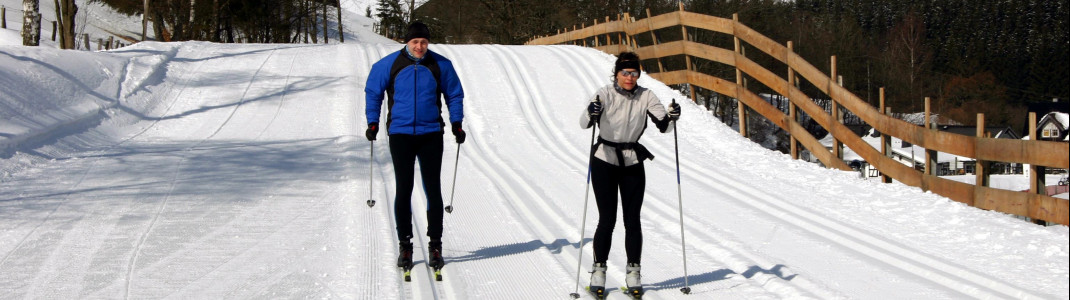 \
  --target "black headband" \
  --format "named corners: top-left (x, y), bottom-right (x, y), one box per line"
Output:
top-left (615, 60), bottom-right (641, 73)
